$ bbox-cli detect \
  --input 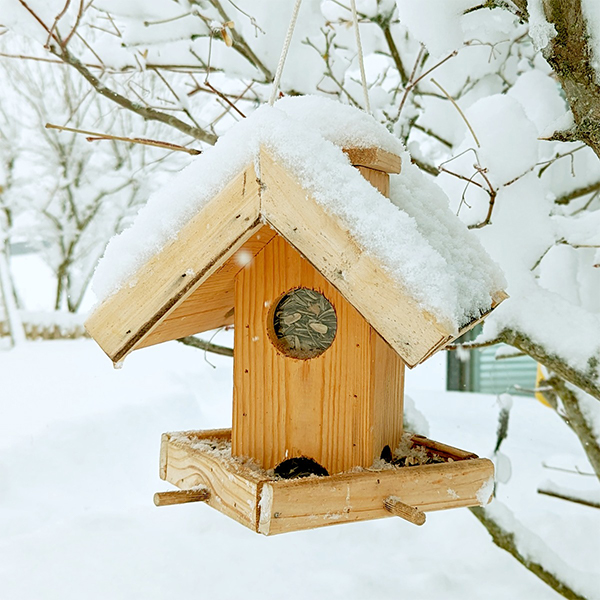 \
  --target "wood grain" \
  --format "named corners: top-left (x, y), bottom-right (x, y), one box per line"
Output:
top-left (410, 434), bottom-right (479, 460)
top-left (137, 226), bottom-right (276, 348)
top-left (159, 429), bottom-right (494, 536)
top-left (160, 431), bottom-right (268, 531)
top-left (262, 456), bottom-right (494, 535)
top-left (259, 148), bottom-right (450, 367)
top-left (356, 166), bottom-right (390, 196)
top-left (343, 147), bottom-right (402, 173)
top-left (232, 235), bottom-right (404, 474)
top-left (383, 495), bottom-right (426, 526)
top-left (85, 165), bottom-right (262, 363)
top-left (153, 487), bottom-right (210, 506)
